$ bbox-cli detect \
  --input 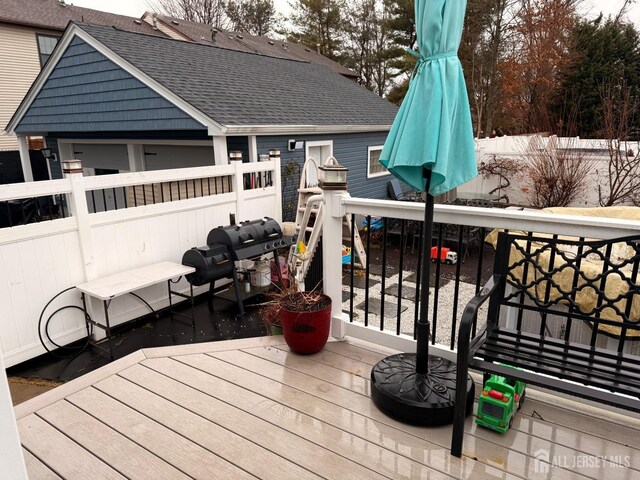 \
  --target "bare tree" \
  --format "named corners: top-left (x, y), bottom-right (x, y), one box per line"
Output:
top-left (598, 80), bottom-right (640, 206)
top-left (478, 155), bottom-right (521, 203)
top-left (522, 135), bottom-right (592, 208)
top-left (147, 0), bottom-right (229, 28)
top-left (615, 0), bottom-right (637, 25)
